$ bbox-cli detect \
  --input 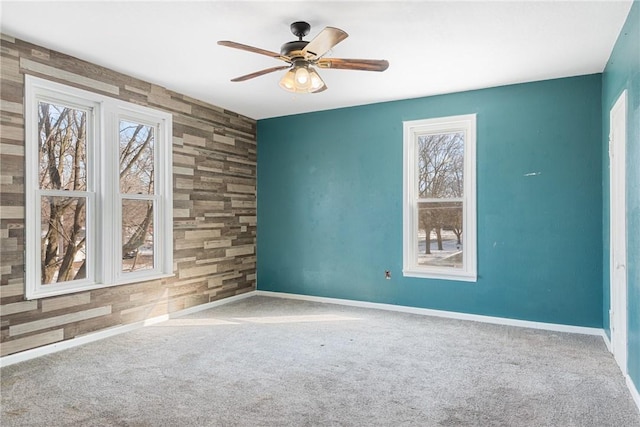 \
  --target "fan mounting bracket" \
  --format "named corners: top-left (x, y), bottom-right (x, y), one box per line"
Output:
top-left (290, 21), bottom-right (311, 40)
